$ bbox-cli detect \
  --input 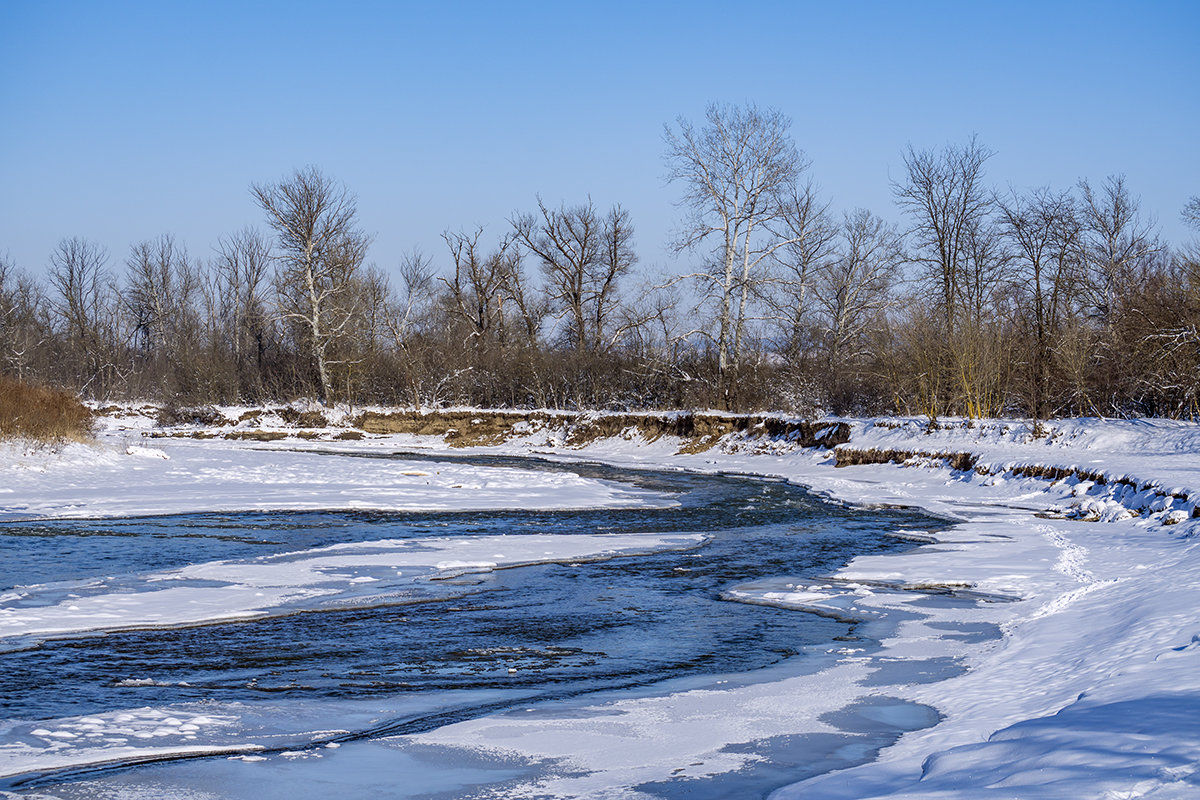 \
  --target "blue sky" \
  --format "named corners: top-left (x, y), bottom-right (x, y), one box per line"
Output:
top-left (2, 0), bottom-right (1197, 279)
